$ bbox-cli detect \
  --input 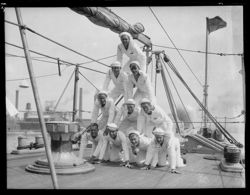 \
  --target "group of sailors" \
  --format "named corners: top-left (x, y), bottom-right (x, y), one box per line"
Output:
top-left (72, 32), bottom-right (186, 173)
